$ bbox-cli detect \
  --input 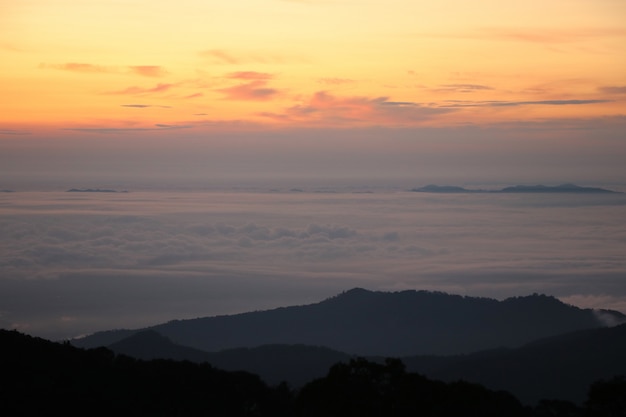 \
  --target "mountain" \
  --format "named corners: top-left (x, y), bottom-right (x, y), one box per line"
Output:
top-left (106, 323), bottom-right (626, 404)
top-left (108, 329), bottom-right (212, 362)
top-left (498, 184), bottom-right (618, 193)
top-left (108, 330), bottom-right (352, 387)
top-left (4, 329), bottom-right (557, 416)
top-left (101, 328), bottom-right (626, 410)
top-left (0, 329), bottom-right (290, 417)
top-left (74, 288), bottom-right (624, 357)
top-left (411, 183), bottom-right (619, 193)
top-left (402, 323), bottom-right (626, 405)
